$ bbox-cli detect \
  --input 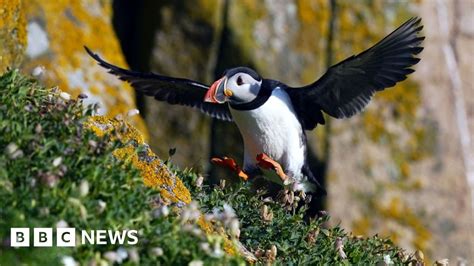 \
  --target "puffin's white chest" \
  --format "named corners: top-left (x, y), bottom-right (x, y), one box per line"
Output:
top-left (230, 88), bottom-right (305, 178)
